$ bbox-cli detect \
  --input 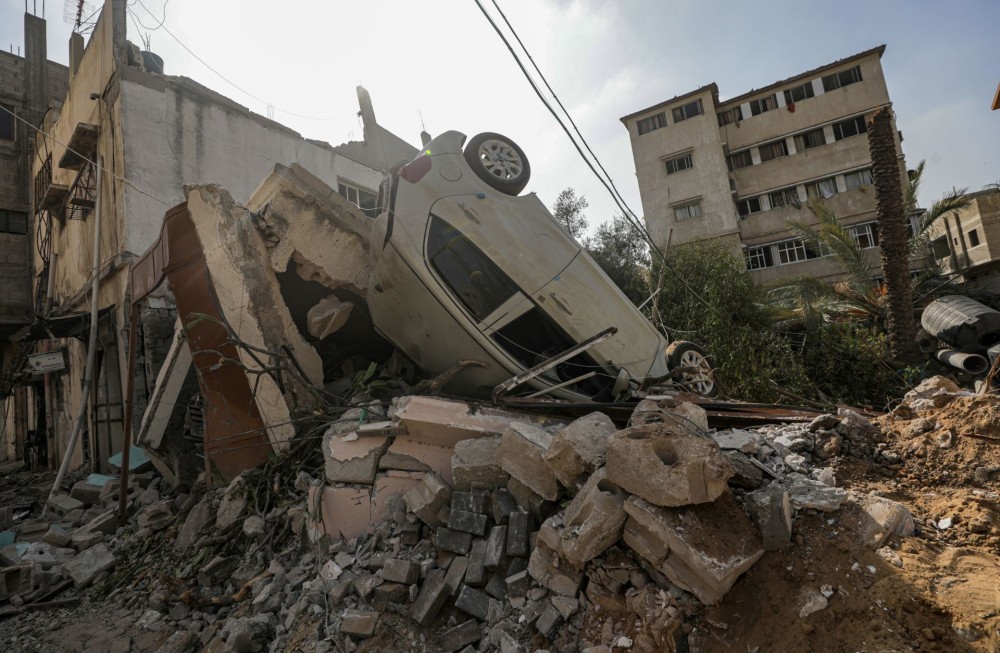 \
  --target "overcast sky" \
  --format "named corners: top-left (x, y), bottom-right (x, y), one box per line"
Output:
top-left (3, 0), bottom-right (998, 234)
